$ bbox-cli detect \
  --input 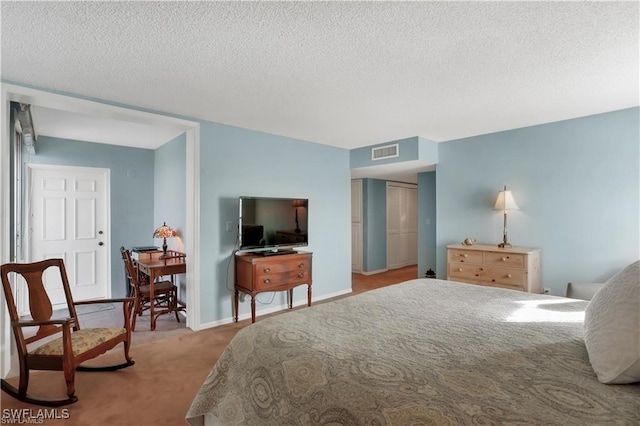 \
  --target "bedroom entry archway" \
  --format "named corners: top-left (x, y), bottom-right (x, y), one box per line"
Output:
top-left (0, 84), bottom-right (202, 378)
